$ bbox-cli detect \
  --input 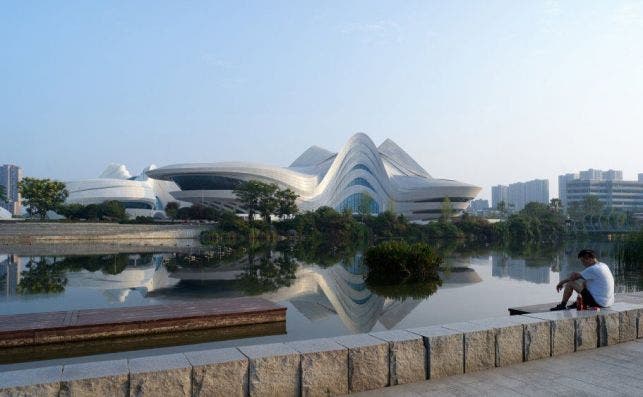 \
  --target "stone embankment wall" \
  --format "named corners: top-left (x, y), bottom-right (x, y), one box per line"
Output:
top-left (0, 223), bottom-right (210, 244)
top-left (1, 300), bottom-right (641, 396)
